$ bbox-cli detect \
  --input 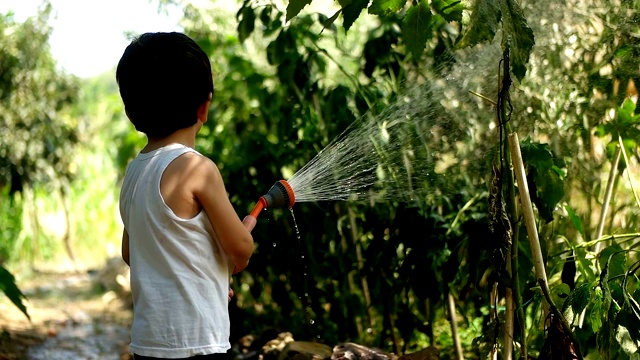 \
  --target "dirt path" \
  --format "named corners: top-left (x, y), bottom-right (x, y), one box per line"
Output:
top-left (0, 270), bottom-right (132, 360)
